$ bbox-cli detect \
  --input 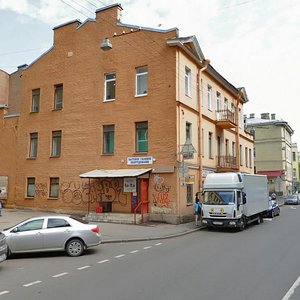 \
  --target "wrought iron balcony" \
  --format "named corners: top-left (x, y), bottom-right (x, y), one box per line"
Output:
top-left (216, 109), bottom-right (236, 129)
top-left (216, 155), bottom-right (238, 172)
